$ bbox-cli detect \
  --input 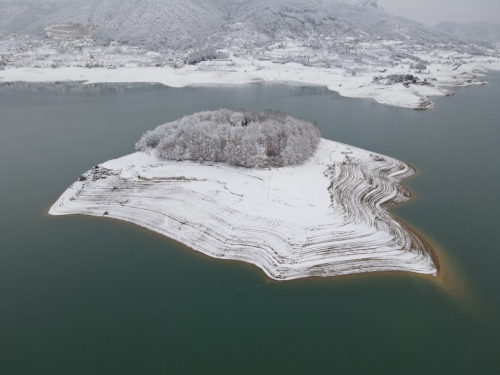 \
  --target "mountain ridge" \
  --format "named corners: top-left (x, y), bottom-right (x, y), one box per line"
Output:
top-left (436, 21), bottom-right (500, 43)
top-left (0, 0), bottom-right (470, 49)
